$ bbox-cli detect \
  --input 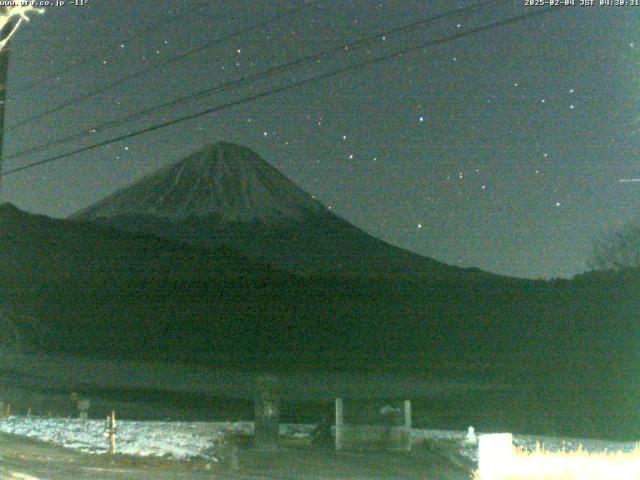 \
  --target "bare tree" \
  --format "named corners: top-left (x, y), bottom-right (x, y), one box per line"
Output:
top-left (588, 221), bottom-right (640, 271)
